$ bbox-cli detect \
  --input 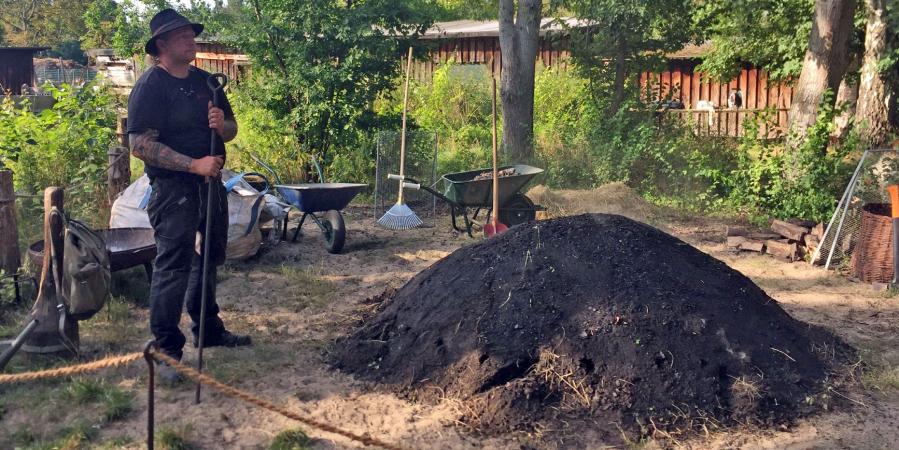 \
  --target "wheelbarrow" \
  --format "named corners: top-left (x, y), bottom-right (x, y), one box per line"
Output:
top-left (28, 227), bottom-right (157, 281)
top-left (393, 164), bottom-right (544, 236)
top-left (251, 155), bottom-right (366, 254)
